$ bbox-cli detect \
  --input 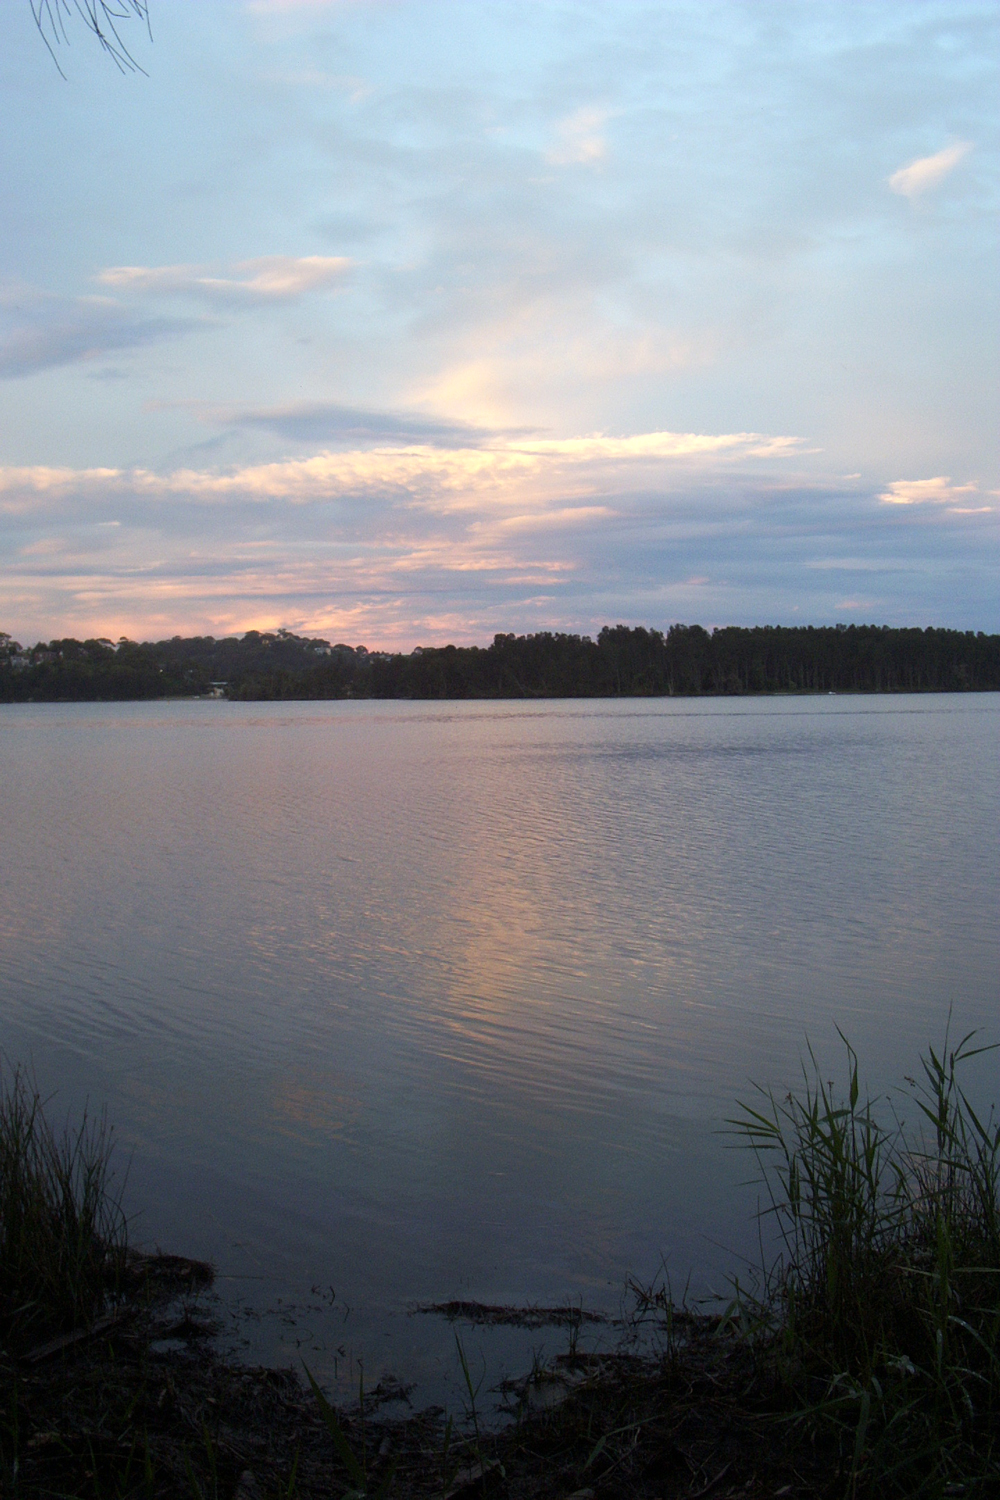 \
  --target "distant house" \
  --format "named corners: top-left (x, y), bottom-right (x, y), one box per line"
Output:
top-left (0, 634), bottom-right (28, 670)
top-left (207, 681), bottom-right (228, 698)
